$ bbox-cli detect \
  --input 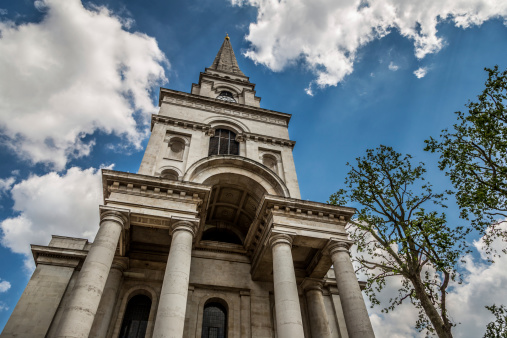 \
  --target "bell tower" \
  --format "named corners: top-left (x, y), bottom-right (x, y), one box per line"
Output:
top-left (2, 36), bottom-right (375, 338)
